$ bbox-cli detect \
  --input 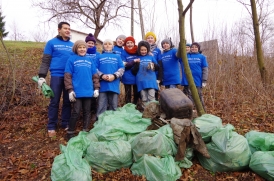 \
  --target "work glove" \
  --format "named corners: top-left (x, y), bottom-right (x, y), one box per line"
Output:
top-left (202, 82), bottom-right (207, 88)
top-left (147, 62), bottom-right (155, 70)
top-left (93, 90), bottom-right (99, 98)
top-left (38, 77), bottom-right (46, 89)
top-left (69, 91), bottom-right (76, 102)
